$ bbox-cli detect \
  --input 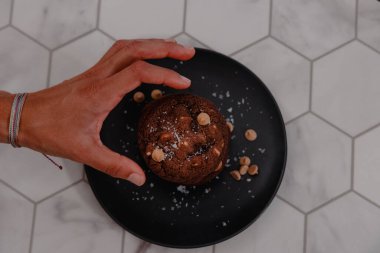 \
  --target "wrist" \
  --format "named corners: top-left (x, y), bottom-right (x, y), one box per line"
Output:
top-left (0, 91), bottom-right (15, 144)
